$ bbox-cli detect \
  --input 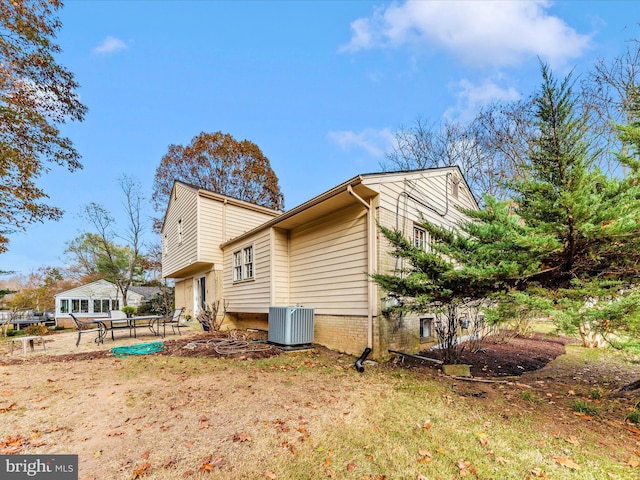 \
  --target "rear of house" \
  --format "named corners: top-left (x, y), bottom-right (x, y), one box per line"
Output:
top-left (162, 168), bottom-right (477, 359)
top-left (160, 181), bottom-right (281, 325)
